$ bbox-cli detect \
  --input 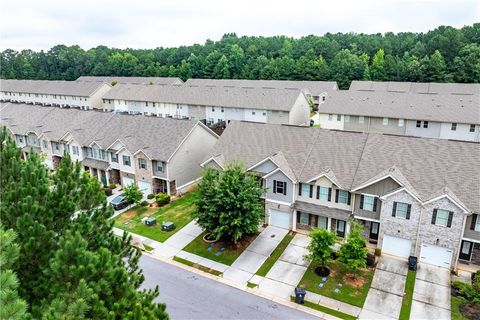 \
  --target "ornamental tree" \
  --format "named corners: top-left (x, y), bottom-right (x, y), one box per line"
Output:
top-left (124, 182), bottom-right (143, 207)
top-left (194, 163), bottom-right (265, 244)
top-left (306, 228), bottom-right (337, 268)
top-left (338, 221), bottom-right (368, 276)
